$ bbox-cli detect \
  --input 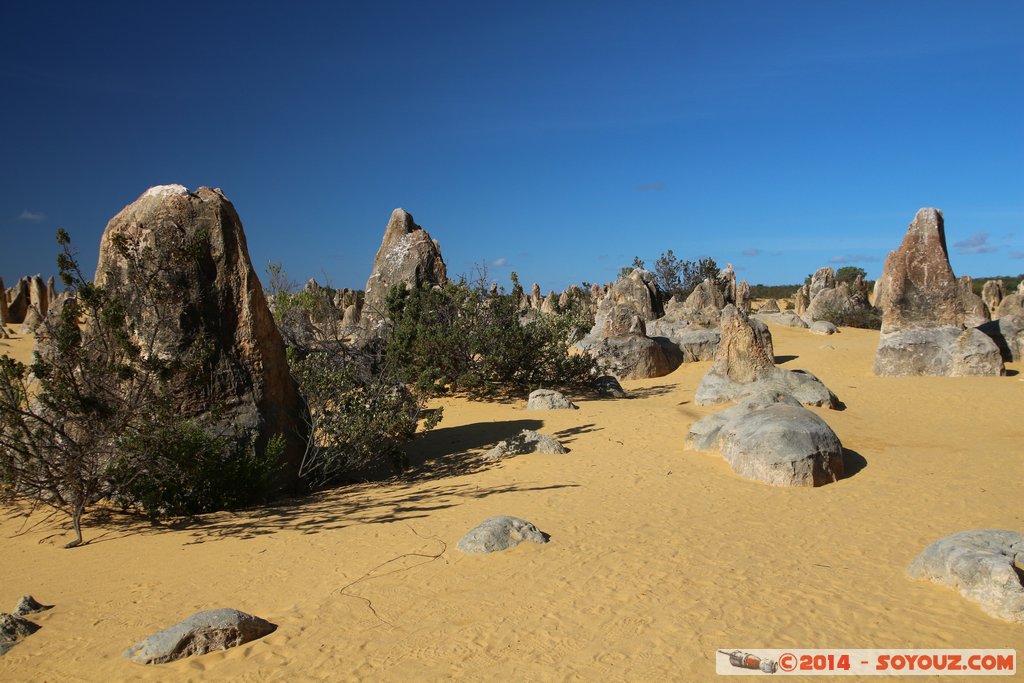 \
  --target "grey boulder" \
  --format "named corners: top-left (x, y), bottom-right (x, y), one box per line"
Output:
top-left (978, 315), bottom-right (1024, 362)
top-left (686, 392), bottom-right (844, 487)
top-left (0, 613), bottom-right (41, 656)
top-left (123, 608), bottom-right (276, 664)
top-left (695, 368), bottom-right (837, 408)
top-left (873, 328), bottom-right (1004, 376)
top-left (645, 320), bottom-right (720, 362)
top-left (13, 595), bottom-right (52, 617)
top-left (754, 312), bottom-right (809, 329)
top-left (907, 530), bottom-right (1024, 624)
top-left (483, 430), bottom-right (567, 459)
top-left (810, 321), bottom-right (838, 335)
top-left (526, 389), bottom-right (578, 410)
top-left (458, 516), bottom-right (549, 554)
